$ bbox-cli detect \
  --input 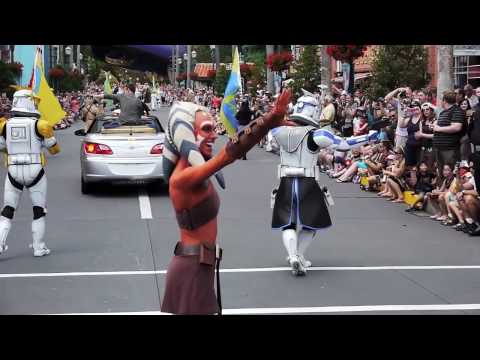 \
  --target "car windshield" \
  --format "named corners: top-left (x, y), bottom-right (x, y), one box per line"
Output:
top-left (89, 116), bottom-right (164, 134)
